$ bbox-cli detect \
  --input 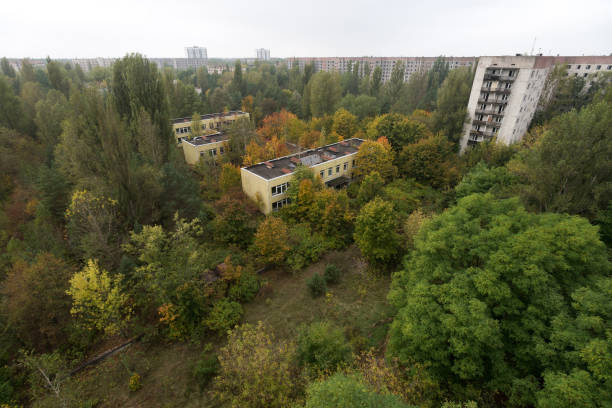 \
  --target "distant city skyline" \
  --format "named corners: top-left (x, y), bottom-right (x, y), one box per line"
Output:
top-left (2, 0), bottom-right (610, 59)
